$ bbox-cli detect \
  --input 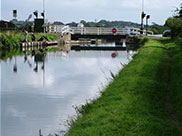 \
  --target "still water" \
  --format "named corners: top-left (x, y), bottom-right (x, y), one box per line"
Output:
top-left (1, 48), bottom-right (135, 136)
